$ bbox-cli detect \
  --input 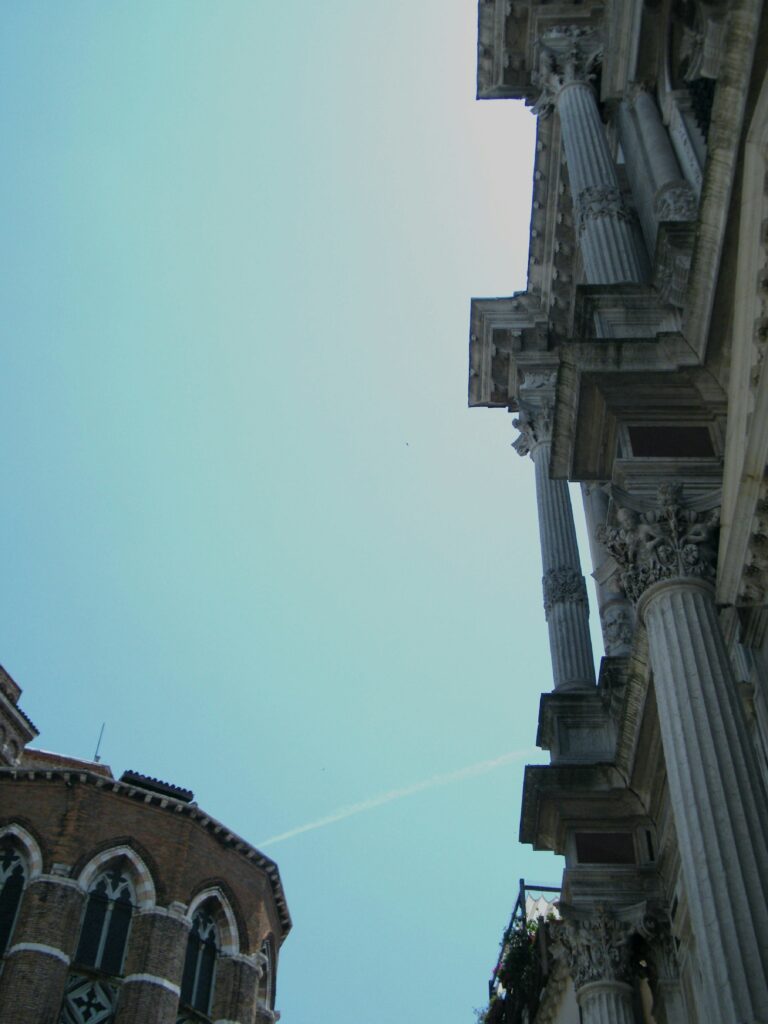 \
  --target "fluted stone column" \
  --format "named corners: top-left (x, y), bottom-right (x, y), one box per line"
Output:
top-left (514, 402), bottom-right (595, 691)
top-left (601, 483), bottom-right (768, 1023)
top-left (617, 87), bottom-right (697, 252)
top-left (537, 27), bottom-right (648, 285)
top-left (558, 914), bottom-right (635, 1024)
